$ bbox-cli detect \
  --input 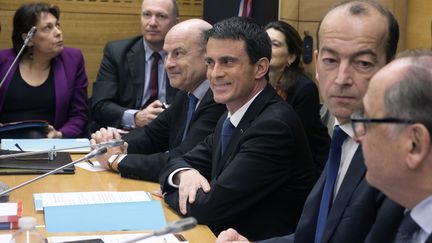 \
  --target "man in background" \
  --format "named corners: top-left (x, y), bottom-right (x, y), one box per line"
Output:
top-left (355, 50), bottom-right (432, 243)
top-left (91, 19), bottom-right (226, 182)
top-left (216, 1), bottom-right (403, 242)
top-left (90, 0), bottom-right (178, 132)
